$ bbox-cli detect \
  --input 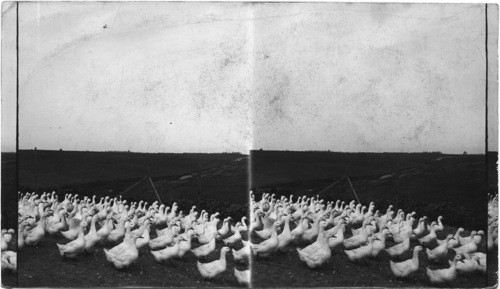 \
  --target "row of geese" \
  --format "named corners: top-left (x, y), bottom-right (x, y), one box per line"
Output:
top-left (11, 192), bottom-right (250, 285)
top-left (3, 191), bottom-right (497, 286)
top-left (249, 192), bottom-right (493, 286)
